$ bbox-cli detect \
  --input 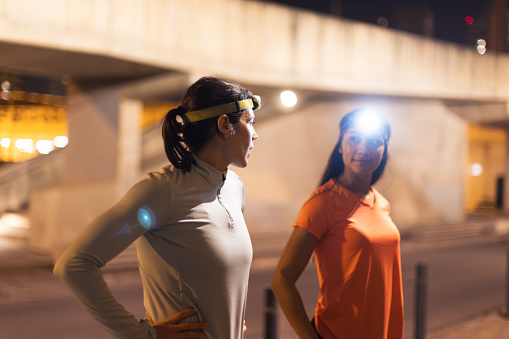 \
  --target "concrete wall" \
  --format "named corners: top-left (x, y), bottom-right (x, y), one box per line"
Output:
top-left (1, 0), bottom-right (509, 101)
top-left (226, 96), bottom-right (467, 235)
